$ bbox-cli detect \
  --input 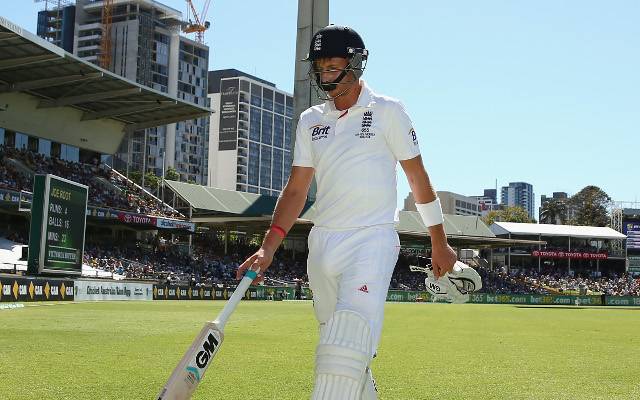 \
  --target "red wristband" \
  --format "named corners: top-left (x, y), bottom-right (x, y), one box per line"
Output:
top-left (269, 224), bottom-right (287, 239)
